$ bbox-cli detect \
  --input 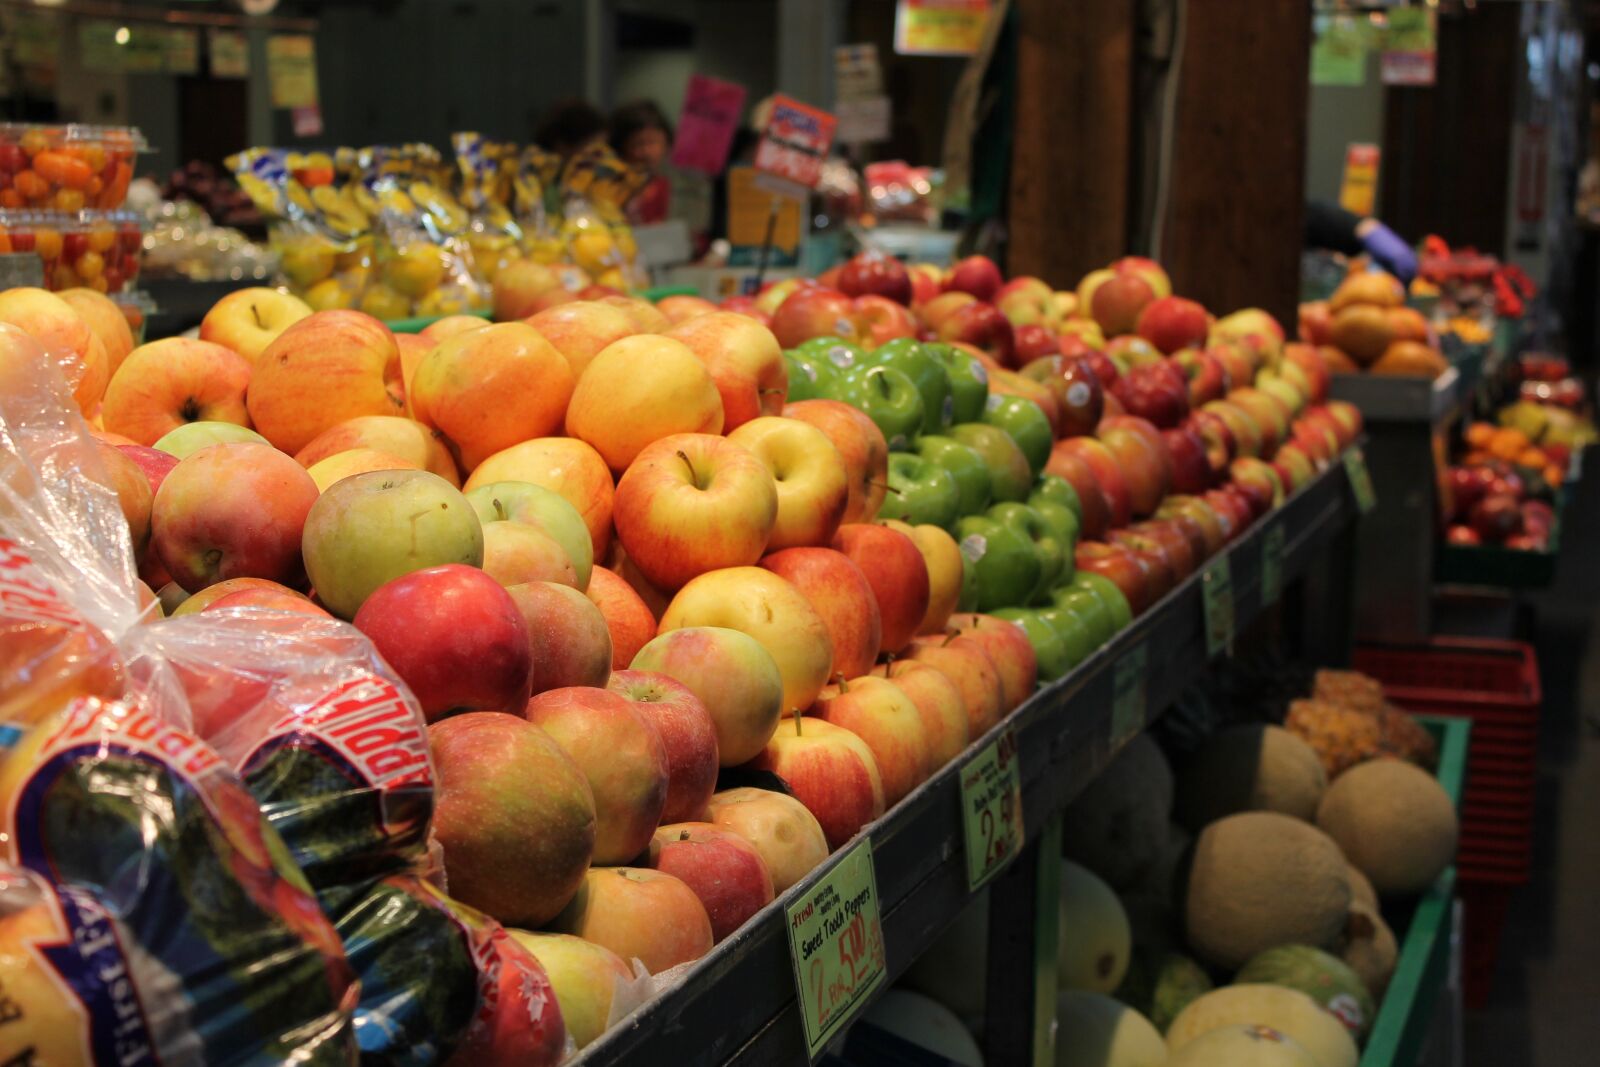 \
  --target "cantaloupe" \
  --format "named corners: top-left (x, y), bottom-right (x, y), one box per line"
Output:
top-left (1166, 985), bottom-right (1358, 1067)
top-left (1054, 991), bottom-right (1166, 1067)
top-left (1063, 735), bottom-right (1174, 890)
top-left (1060, 860), bottom-right (1132, 993)
top-left (1235, 944), bottom-right (1375, 1039)
top-left (1316, 758), bottom-right (1458, 895)
top-left (1341, 901), bottom-right (1398, 999)
top-left (864, 989), bottom-right (985, 1067)
top-left (1167, 1024), bottom-right (1319, 1067)
top-left (904, 890), bottom-right (988, 1022)
top-left (1174, 725), bottom-right (1326, 829)
top-left (1183, 813), bottom-right (1350, 970)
